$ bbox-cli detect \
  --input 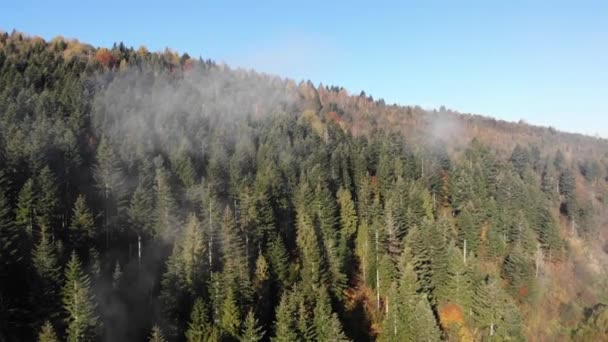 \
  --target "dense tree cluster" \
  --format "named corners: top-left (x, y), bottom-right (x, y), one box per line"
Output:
top-left (0, 30), bottom-right (607, 341)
